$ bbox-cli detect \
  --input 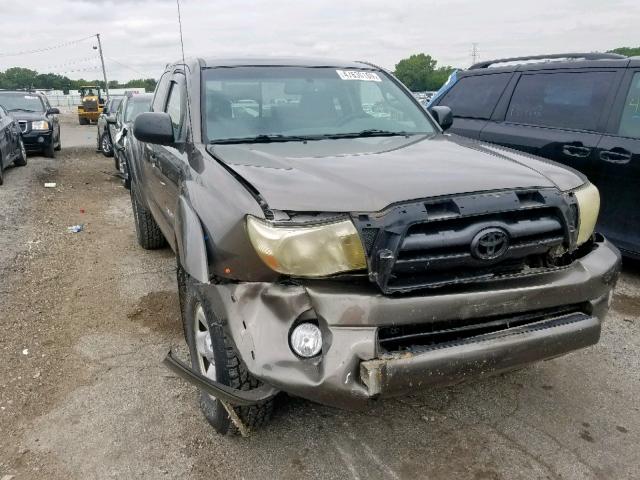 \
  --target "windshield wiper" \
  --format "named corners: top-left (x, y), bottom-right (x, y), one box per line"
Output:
top-left (318, 129), bottom-right (415, 139)
top-left (8, 108), bottom-right (37, 112)
top-left (210, 134), bottom-right (315, 144)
